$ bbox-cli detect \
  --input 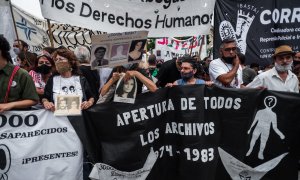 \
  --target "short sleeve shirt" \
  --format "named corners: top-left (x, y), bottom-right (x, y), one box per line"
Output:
top-left (209, 58), bottom-right (243, 88)
top-left (0, 63), bottom-right (39, 103)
